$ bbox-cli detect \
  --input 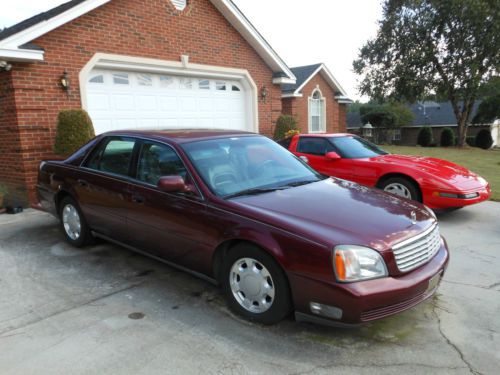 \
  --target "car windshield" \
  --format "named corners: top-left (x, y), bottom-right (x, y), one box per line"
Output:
top-left (328, 136), bottom-right (388, 159)
top-left (182, 136), bottom-right (324, 198)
